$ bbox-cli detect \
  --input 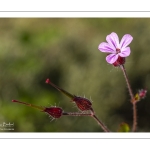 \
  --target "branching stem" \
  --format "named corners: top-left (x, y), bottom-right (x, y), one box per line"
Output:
top-left (120, 65), bottom-right (137, 132)
top-left (62, 111), bottom-right (110, 132)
